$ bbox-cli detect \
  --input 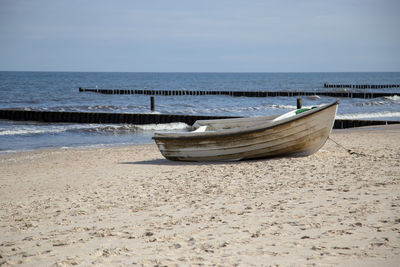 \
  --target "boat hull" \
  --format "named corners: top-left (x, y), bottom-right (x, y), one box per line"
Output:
top-left (153, 101), bottom-right (338, 161)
